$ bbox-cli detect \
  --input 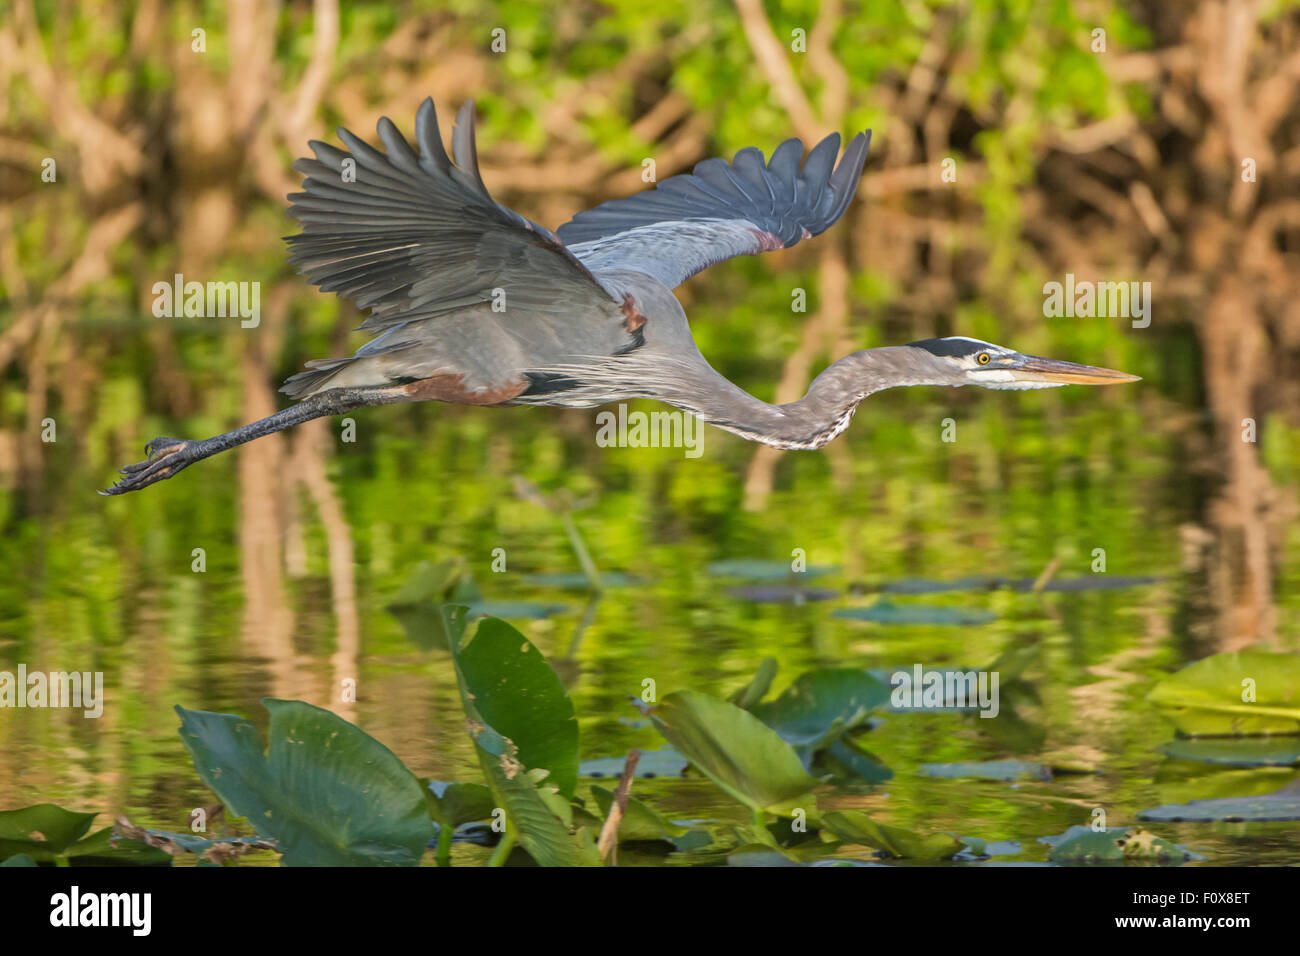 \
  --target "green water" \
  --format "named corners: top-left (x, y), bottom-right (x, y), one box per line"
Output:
top-left (1, 361), bottom-right (1297, 866)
